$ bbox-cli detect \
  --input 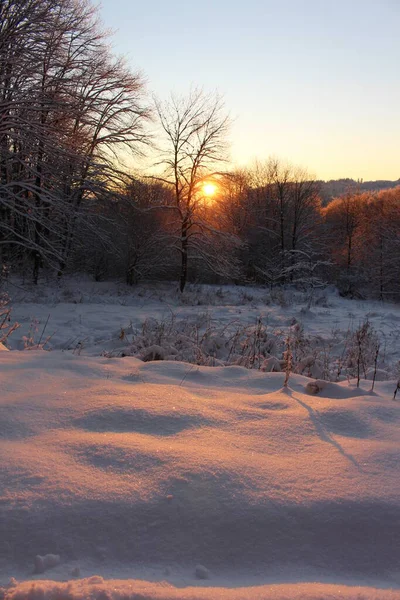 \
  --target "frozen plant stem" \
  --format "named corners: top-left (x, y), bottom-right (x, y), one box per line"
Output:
top-left (37, 314), bottom-right (51, 348)
top-left (370, 344), bottom-right (380, 392)
top-left (283, 335), bottom-right (292, 388)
